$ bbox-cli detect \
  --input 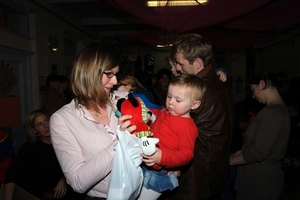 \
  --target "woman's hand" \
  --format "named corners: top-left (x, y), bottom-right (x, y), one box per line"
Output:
top-left (53, 177), bottom-right (68, 199)
top-left (141, 147), bottom-right (162, 166)
top-left (118, 115), bottom-right (136, 133)
top-left (230, 150), bottom-right (246, 166)
top-left (231, 150), bottom-right (242, 157)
